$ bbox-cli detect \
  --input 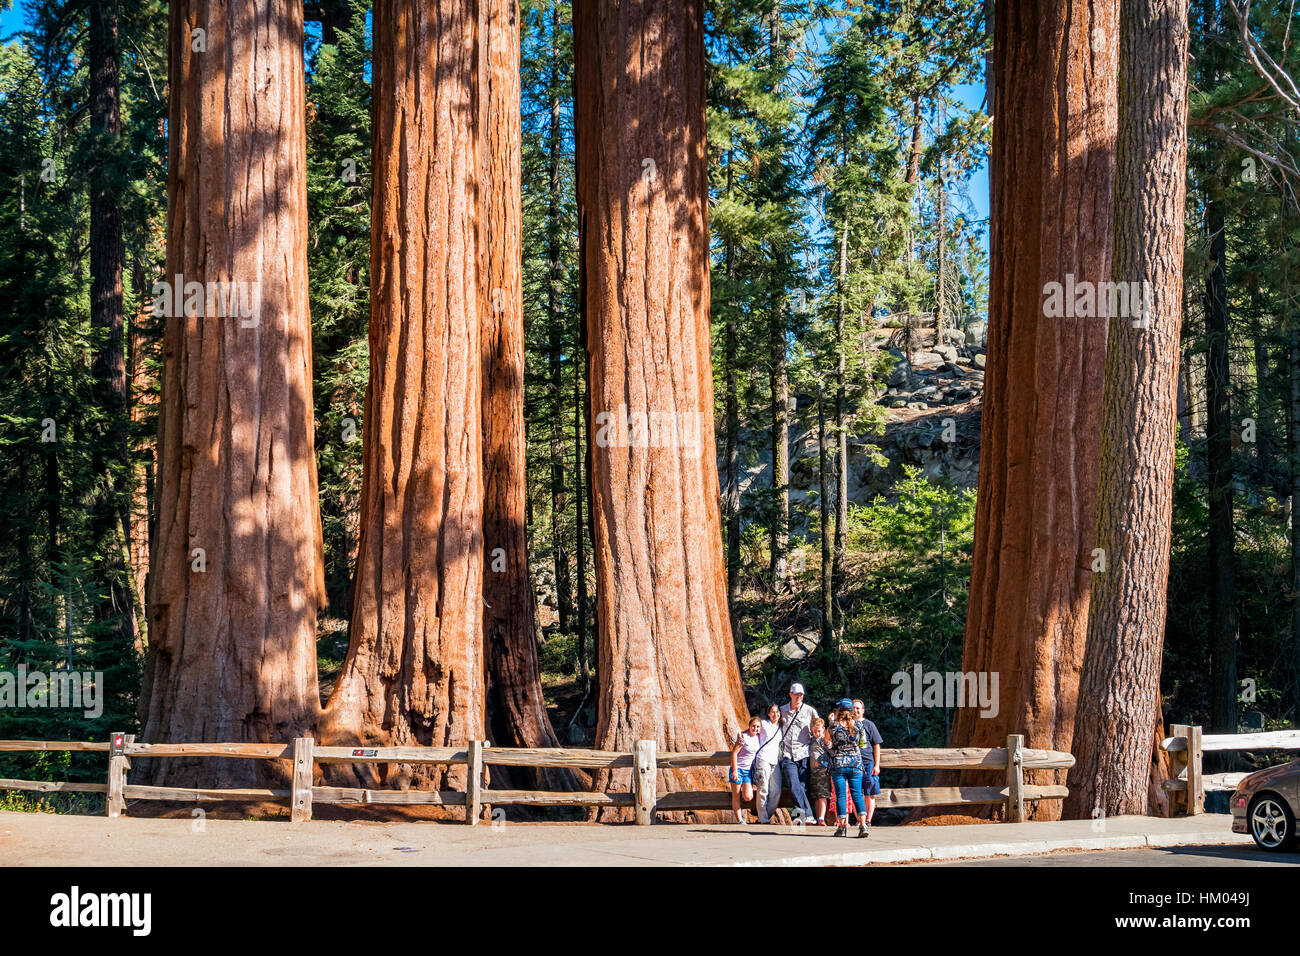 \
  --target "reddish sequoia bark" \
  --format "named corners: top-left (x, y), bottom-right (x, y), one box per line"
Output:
top-left (1064, 0), bottom-right (1187, 820)
top-left (1147, 698), bottom-right (1173, 816)
top-left (928, 0), bottom-right (1118, 820)
top-left (480, 0), bottom-right (575, 790)
top-left (319, 0), bottom-right (485, 792)
top-left (140, 0), bottom-right (325, 789)
top-left (574, 0), bottom-right (748, 818)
